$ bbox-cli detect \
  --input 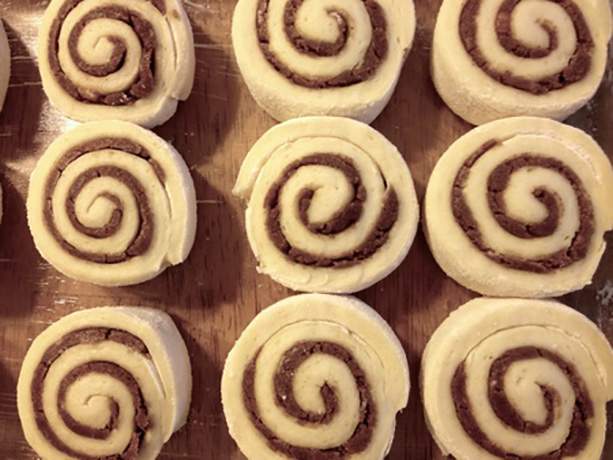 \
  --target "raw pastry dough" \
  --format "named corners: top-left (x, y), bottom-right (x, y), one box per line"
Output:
top-left (232, 0), bottom-right (415, 123)
top-left (27, 121), bottom-right (197, 286)
top-left (0, 20), bottom-right (10, 111)
top-left (432, 0), bottom-right (613, 125)
top-left (222, 293), bottom-right (410, 460)
top-left (422, 297), bottom-right (613, 460)
top-left (38, 0), bottom-right (195, 128)
top-left (234, 116), bottom-right (419, 293)
top-left (424, 117), bottom-right (613, 297)
top-left (17, 306), bottom-right (192, 460)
